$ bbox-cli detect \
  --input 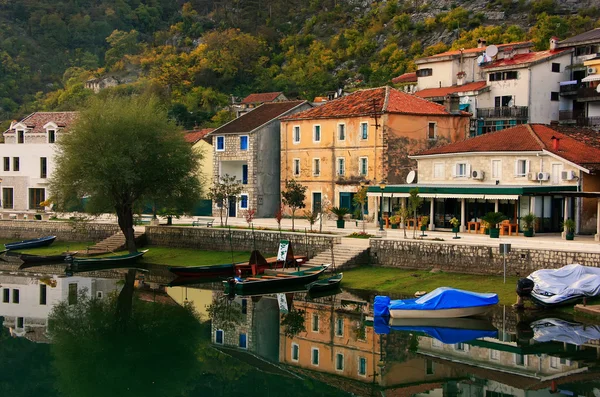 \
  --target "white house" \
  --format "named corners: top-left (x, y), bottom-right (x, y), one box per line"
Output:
top-left (0, 112), bottom-right (78, 219)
